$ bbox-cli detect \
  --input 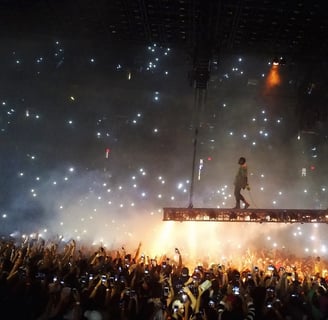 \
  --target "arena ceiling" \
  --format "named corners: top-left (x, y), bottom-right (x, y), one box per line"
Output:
top-left (1, 0), bottom-right (328, 61)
